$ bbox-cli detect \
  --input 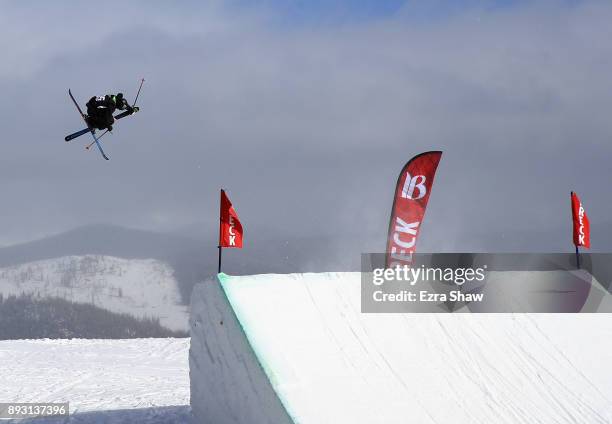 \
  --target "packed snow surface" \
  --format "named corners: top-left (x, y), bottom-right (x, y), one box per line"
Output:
top-left (190, 272), bottom-right (612, 424)
top-left (0, 255), bottom-right (188, 331)
top-left (0, 338), bottom-right (190, 423)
